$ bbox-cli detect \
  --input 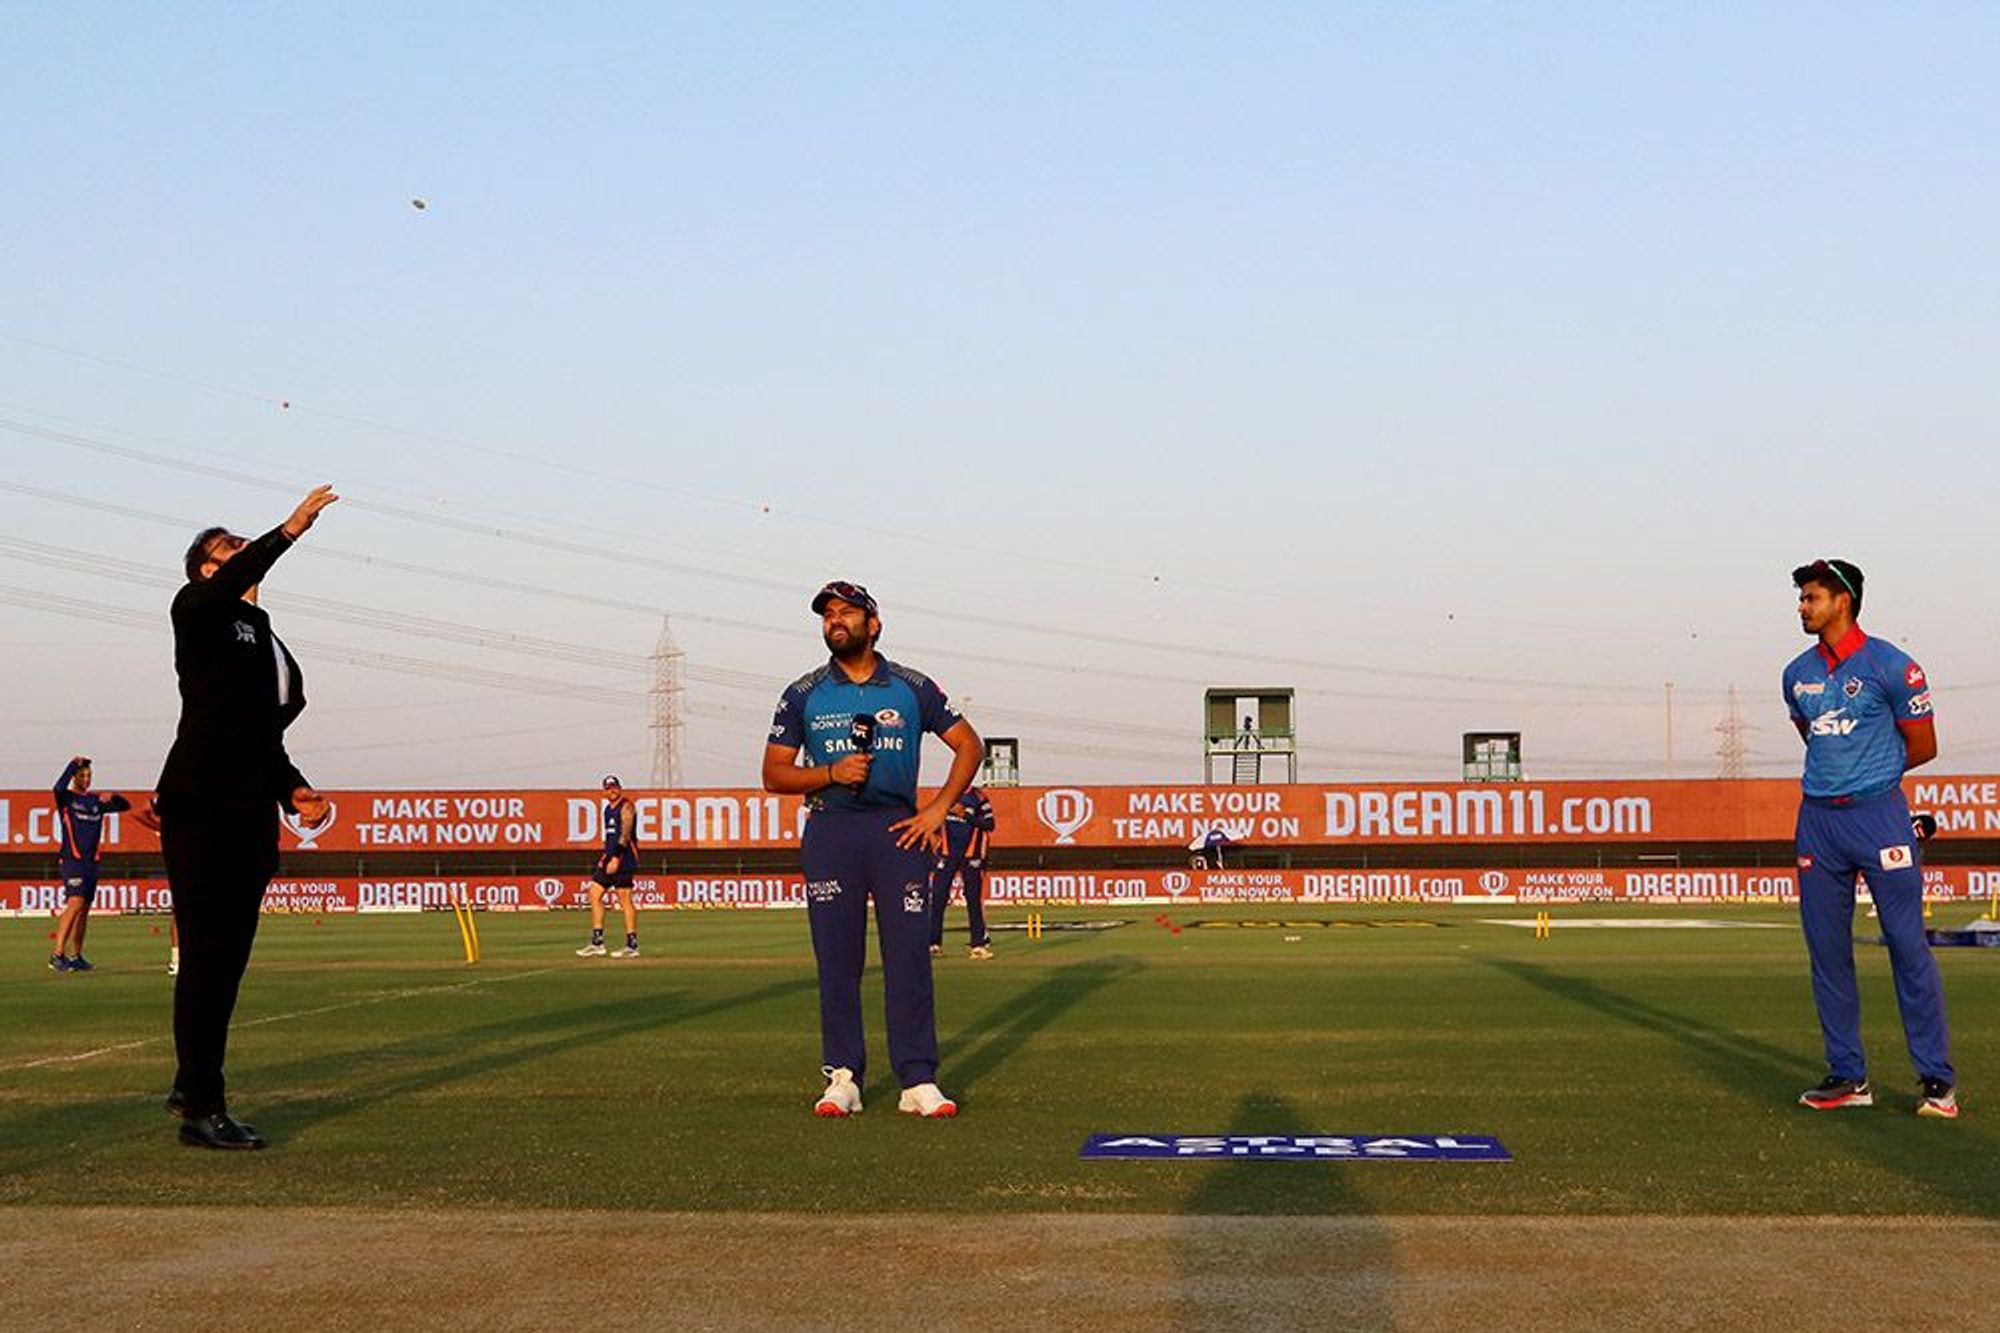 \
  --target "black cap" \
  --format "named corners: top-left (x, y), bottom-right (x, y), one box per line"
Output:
top-left (811, 580), bottom-right (878, 617)
top-left (602, 774), bottom-right (622, 789)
